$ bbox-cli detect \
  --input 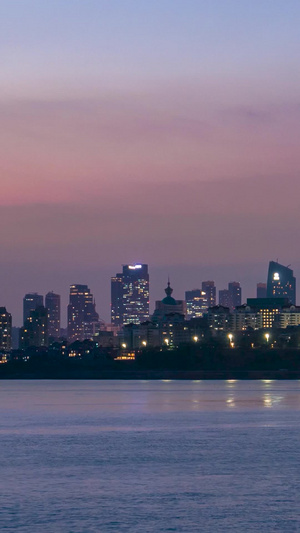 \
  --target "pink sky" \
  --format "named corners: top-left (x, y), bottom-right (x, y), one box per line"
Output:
top-left (1, 0), bottom-right (300, 324)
